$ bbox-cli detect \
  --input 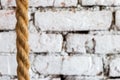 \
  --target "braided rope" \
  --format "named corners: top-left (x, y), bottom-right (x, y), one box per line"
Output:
top-left (15, 0), bottom-right (30, 80)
